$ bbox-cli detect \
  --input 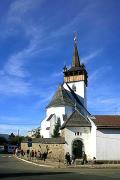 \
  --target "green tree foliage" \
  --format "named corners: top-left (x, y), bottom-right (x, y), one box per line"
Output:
top-left (0, 137), bottom-right (8, 145)
top-left (52, 118), bottom-right (61, 138)
top-left (9, 133), bottom-right (25, 146)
